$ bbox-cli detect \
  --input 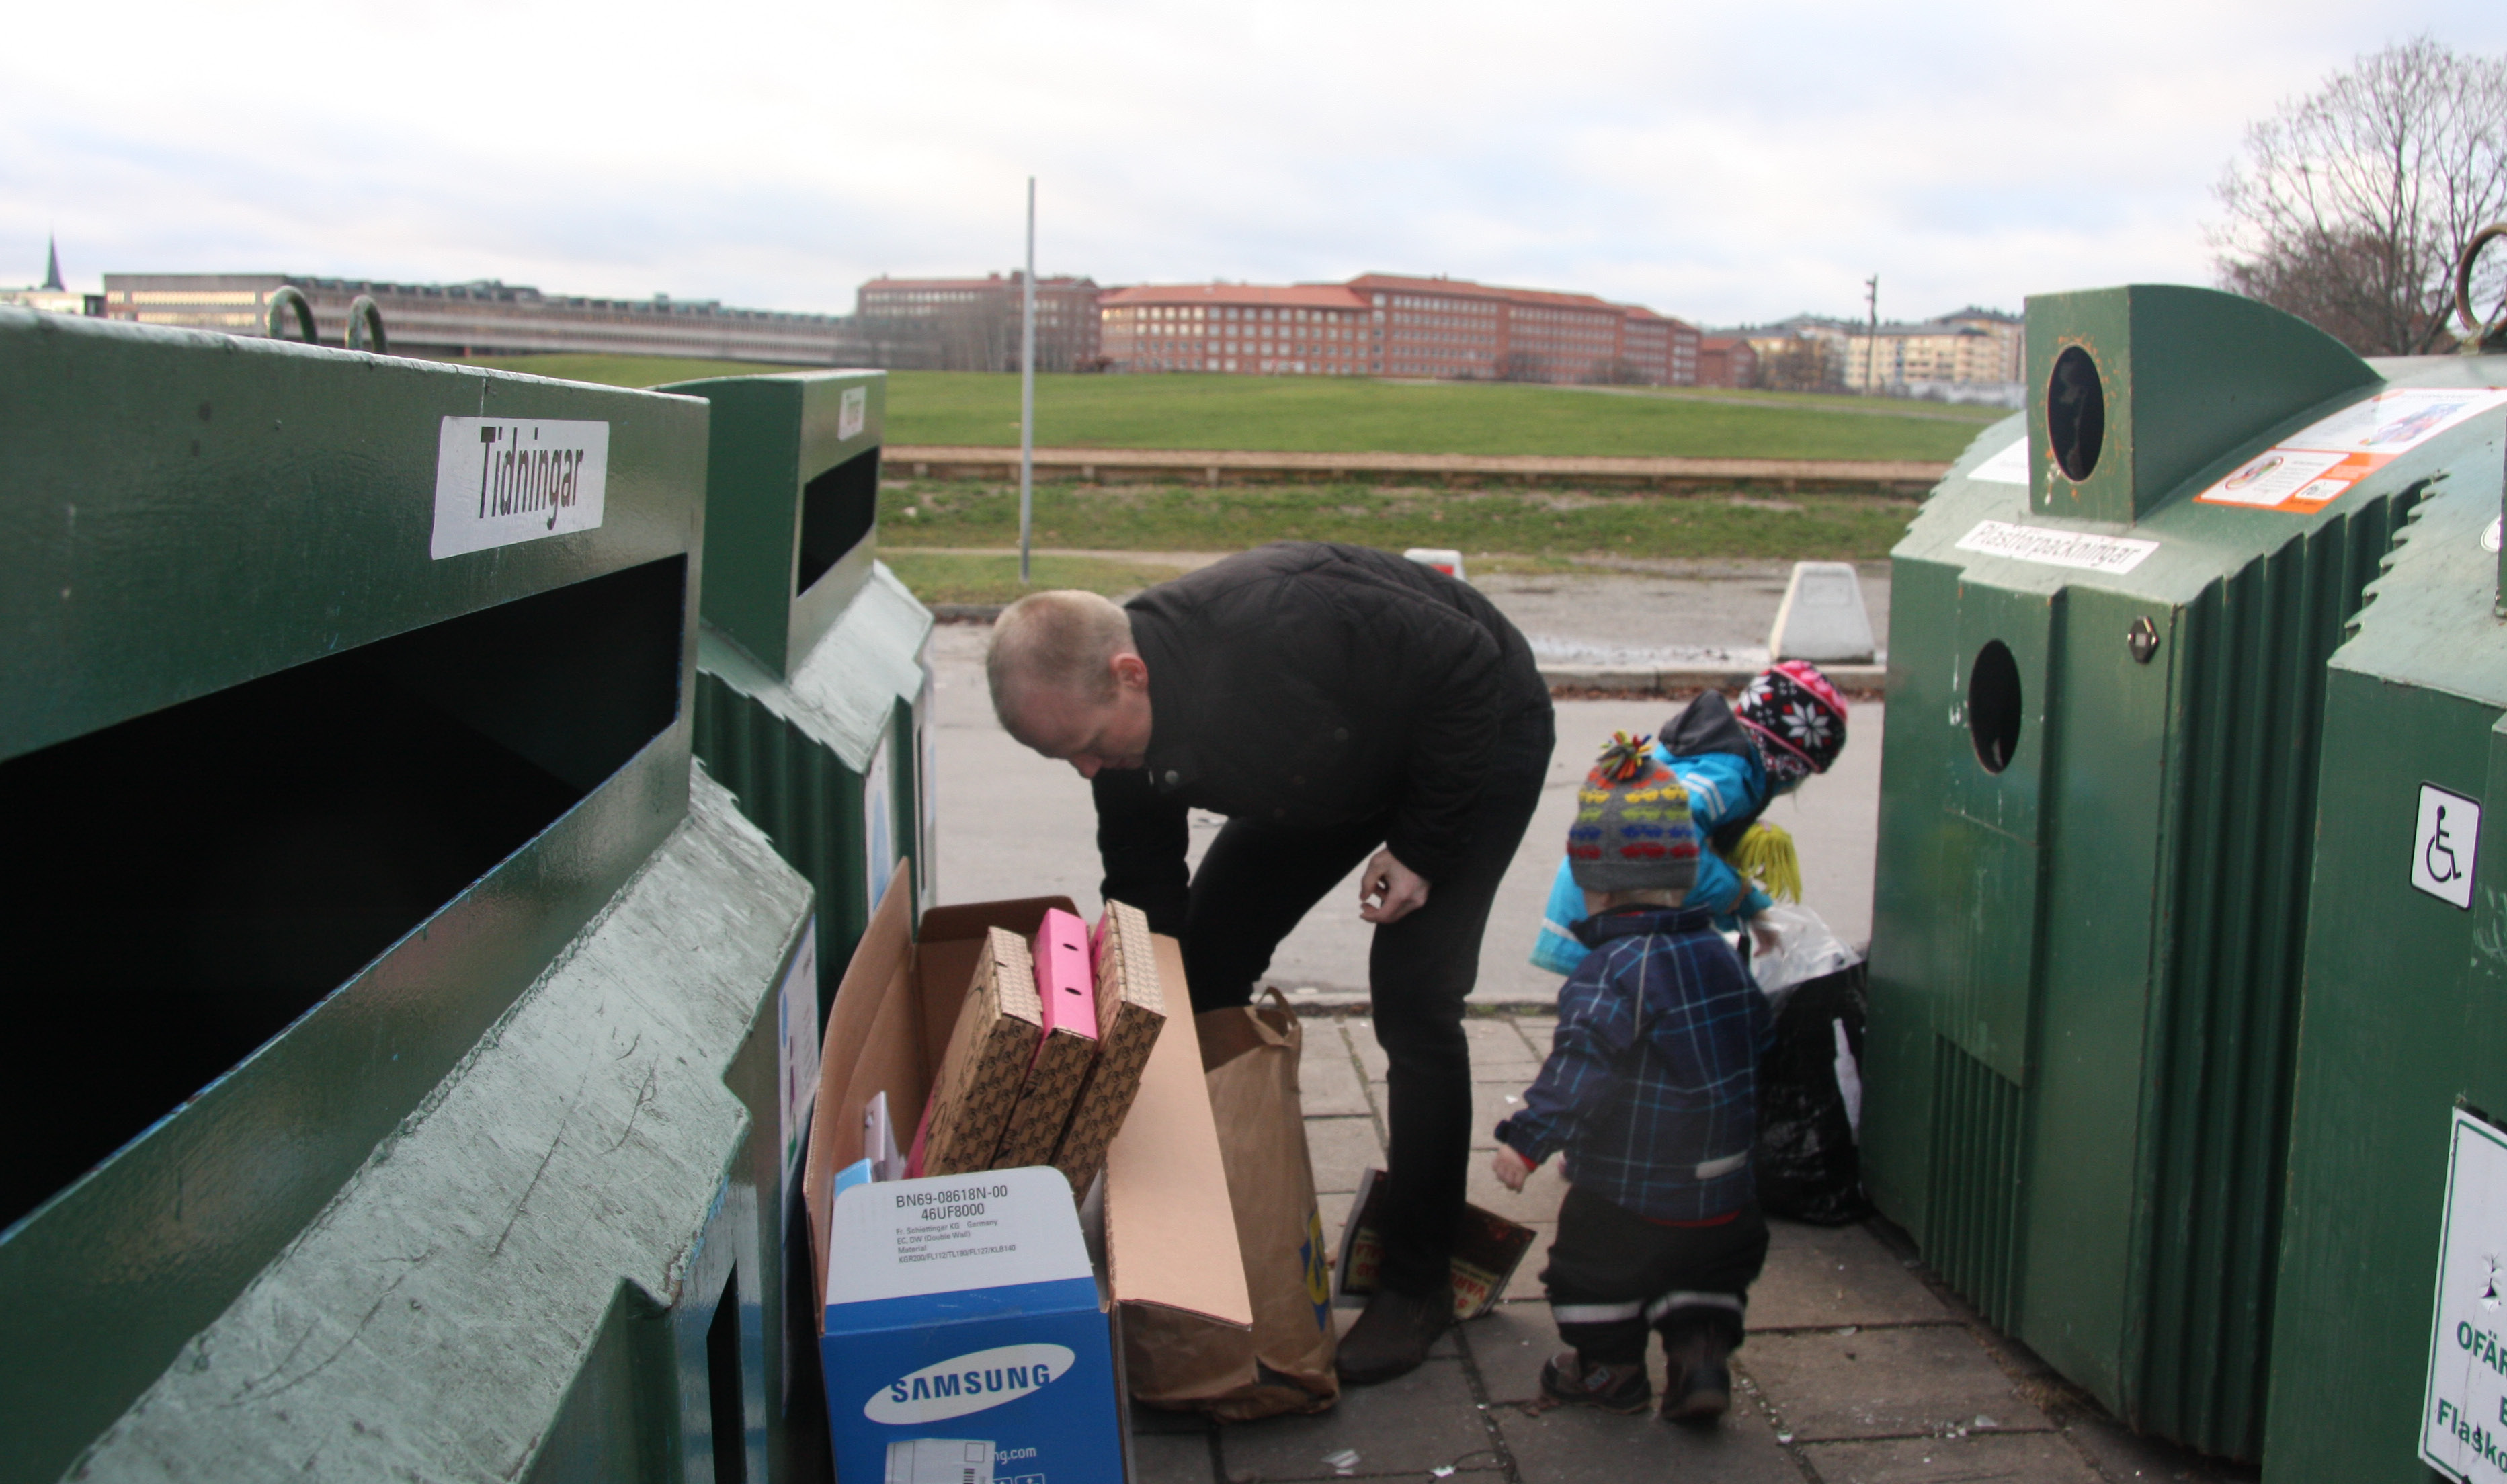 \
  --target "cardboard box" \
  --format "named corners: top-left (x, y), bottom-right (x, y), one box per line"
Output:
top-left (991, 912), bottom-right (1101, 1169)
top-left (1051, 902), bottom-right (1168, 1197)
top-left (805, 866), bottom-right (1252, 1480)
top-left (822, 1167), bottom-right (1120, 1483)
top-left (918, 928), bottom-right (1043, 1177)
